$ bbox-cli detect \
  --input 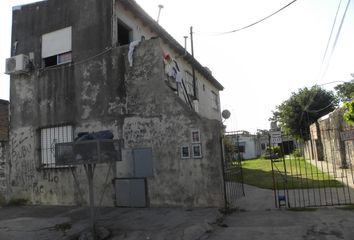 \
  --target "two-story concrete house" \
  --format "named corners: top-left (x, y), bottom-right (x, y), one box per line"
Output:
top-left (6, 0), bottom-right (225, 207)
